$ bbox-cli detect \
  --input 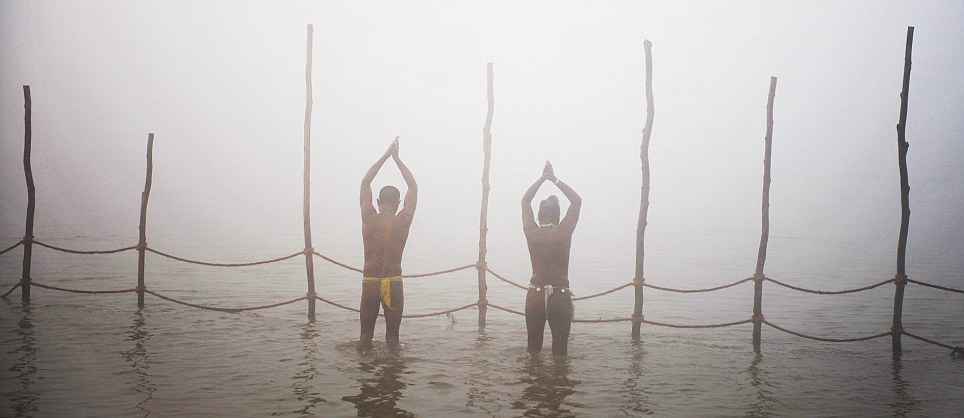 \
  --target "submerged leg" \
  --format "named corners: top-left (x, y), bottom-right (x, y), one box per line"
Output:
top-left (547, 289), bottom-right (573, 356)
top-left (525, 287), bottom-right (547, 354)
top-left (383, 281), bottom-right (405, 351)
top-left (358, 281), bottom-right (381, 352)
